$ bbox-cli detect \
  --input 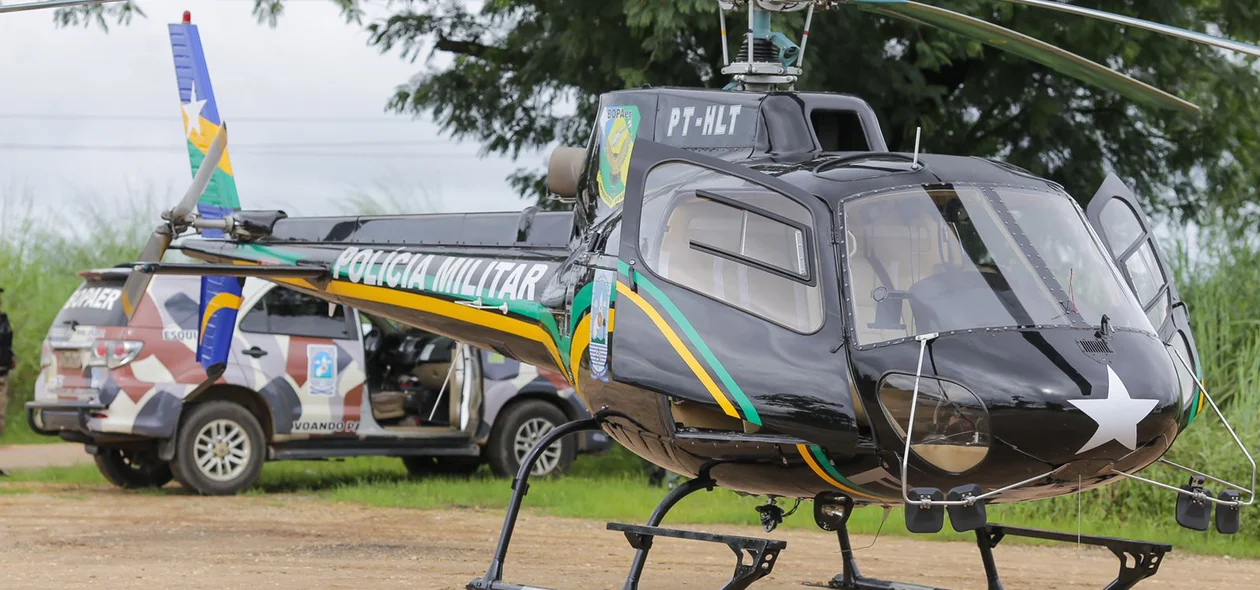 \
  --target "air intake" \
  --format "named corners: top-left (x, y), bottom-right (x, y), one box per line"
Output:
top-left (1078, 339), bottom-right (1113, 355)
